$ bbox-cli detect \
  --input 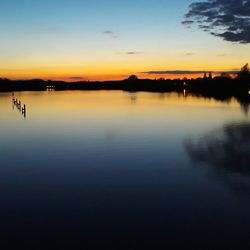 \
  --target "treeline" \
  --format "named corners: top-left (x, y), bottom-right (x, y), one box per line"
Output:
top-left (0, 64), bottom-right (250, 103)
top-left (186, 64), bottom-right (250, 103)
top-left (0, 75), bottom-right (249, 94)
top-left (0, 78), bottom-right (185, 92)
